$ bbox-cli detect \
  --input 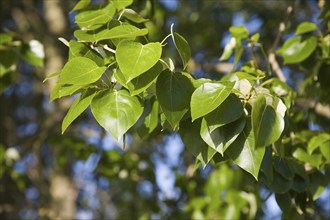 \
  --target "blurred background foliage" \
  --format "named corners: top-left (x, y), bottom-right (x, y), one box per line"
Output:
top-left (0, 0), bottom-right (329, 219)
